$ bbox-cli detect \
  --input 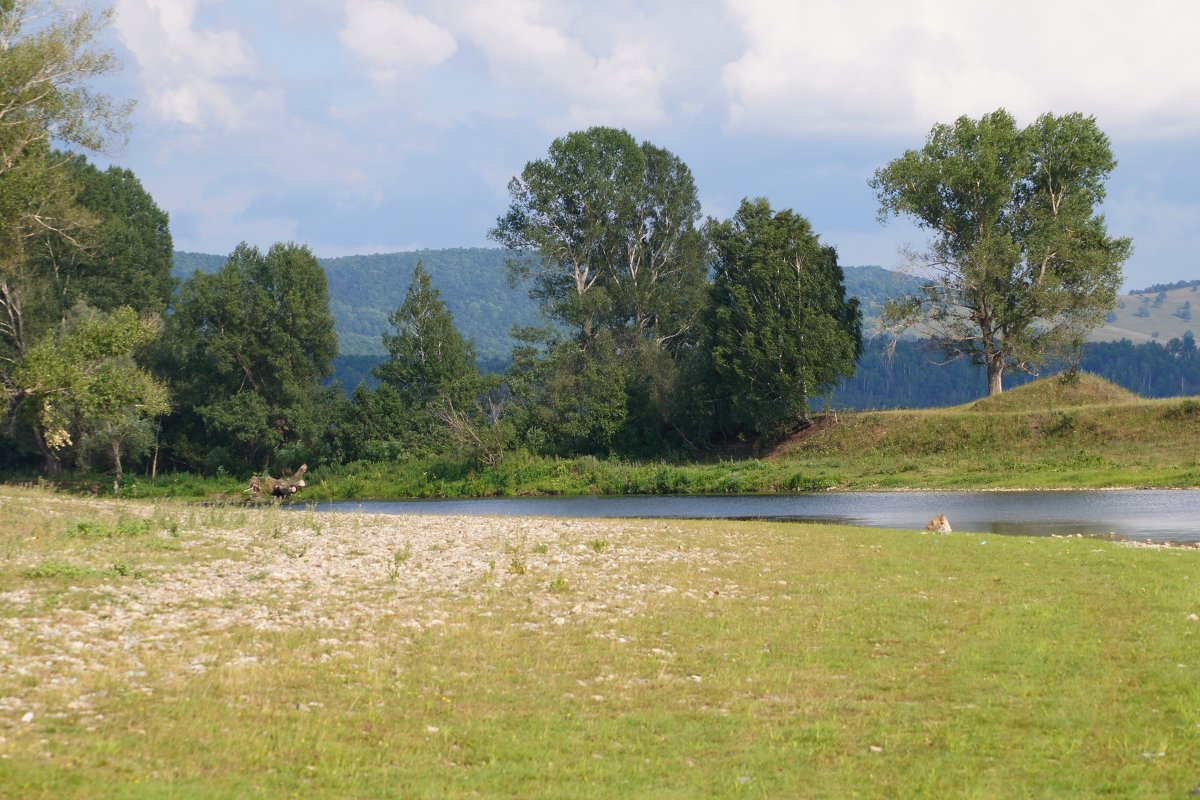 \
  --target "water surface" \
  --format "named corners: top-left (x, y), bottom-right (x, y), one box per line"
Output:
top-left (305, 490), bottom-right (1200, 543)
